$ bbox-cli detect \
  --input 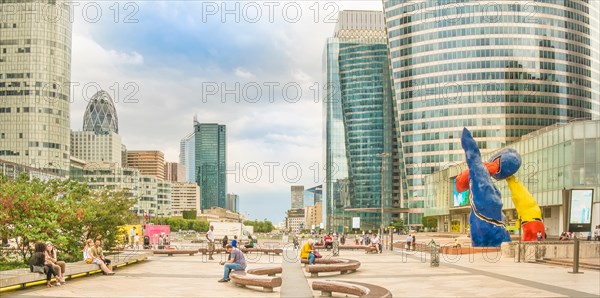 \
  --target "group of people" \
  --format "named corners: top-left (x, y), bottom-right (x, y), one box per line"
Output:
top-left (127, 227), bottom-right (141, 249)
top-left (205, 225), bottom-right (256, 261)
top-left (29, 238), bottom-right (114, 288)
top-left (29, 242), bottom-right (67, 287)
top-left (83, 239), bottom-right (114, 275)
